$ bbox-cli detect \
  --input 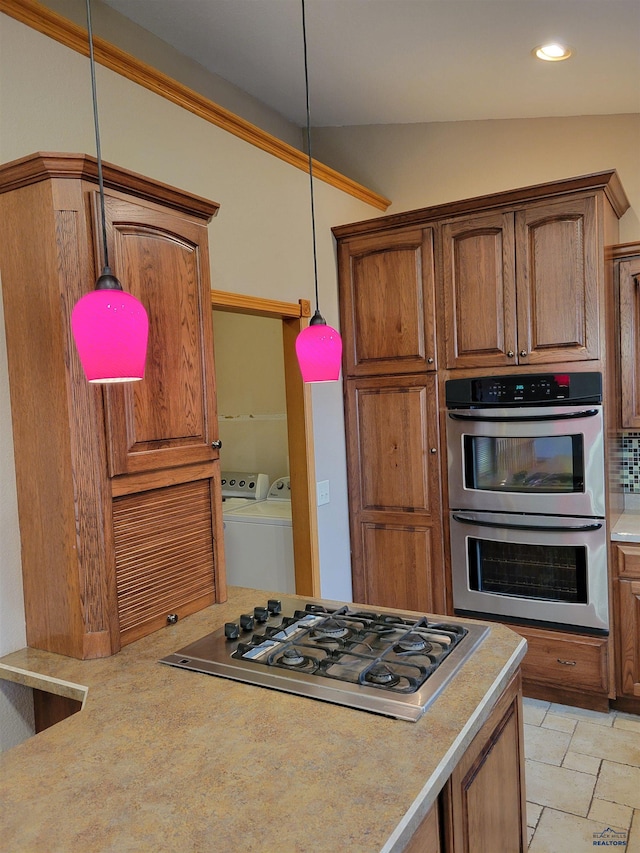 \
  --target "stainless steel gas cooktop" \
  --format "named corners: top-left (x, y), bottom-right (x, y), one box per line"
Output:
top-left (160, 597), bottom-right (490, 721)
